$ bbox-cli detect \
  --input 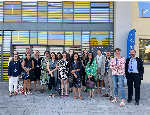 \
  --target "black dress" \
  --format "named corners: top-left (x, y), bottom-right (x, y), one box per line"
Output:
top-left (82, 57), bottom-right (88, 86)
top-left (33, 57), bottom-right (42, 81)
top-left (24, 58), bottom-right (34, 81)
